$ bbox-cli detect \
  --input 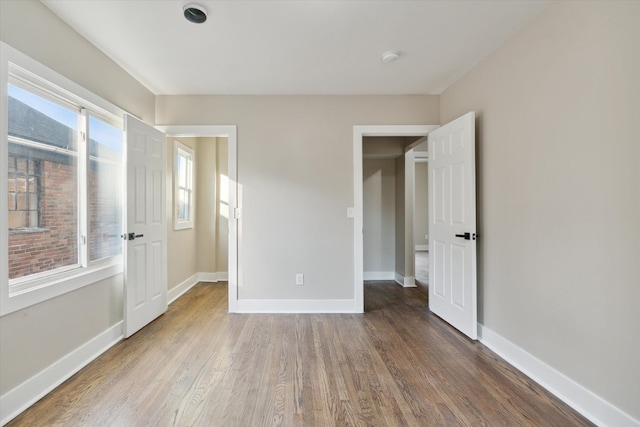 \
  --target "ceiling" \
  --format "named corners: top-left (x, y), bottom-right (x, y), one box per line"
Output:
top-left (41, 0), bottom-right (551, 96)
